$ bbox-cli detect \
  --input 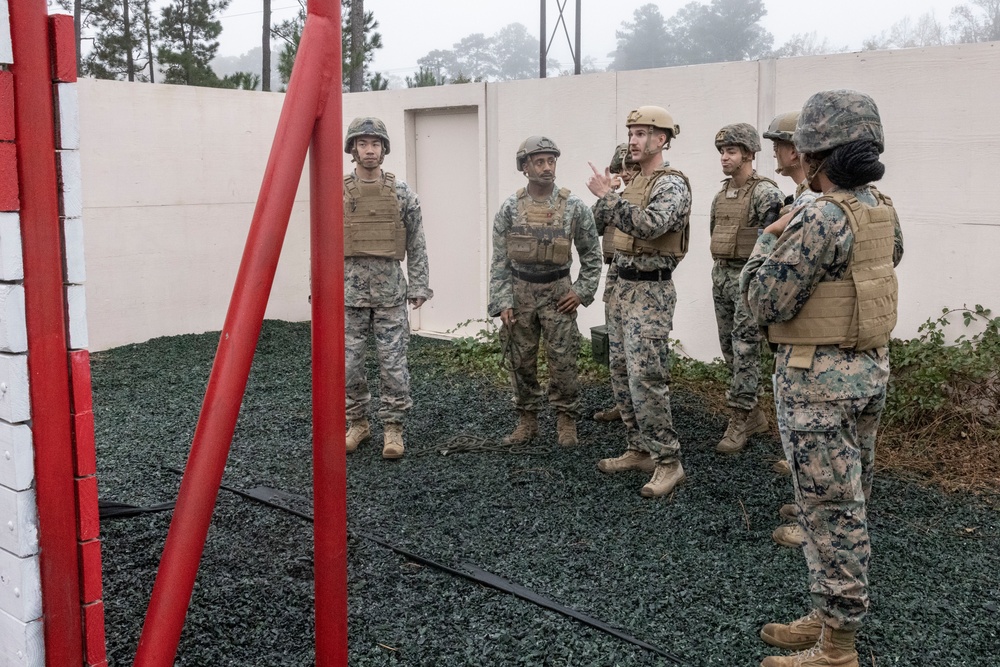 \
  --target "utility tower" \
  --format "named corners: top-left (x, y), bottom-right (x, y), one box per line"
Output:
top-left (539, 0), bottom-right (581, 78)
